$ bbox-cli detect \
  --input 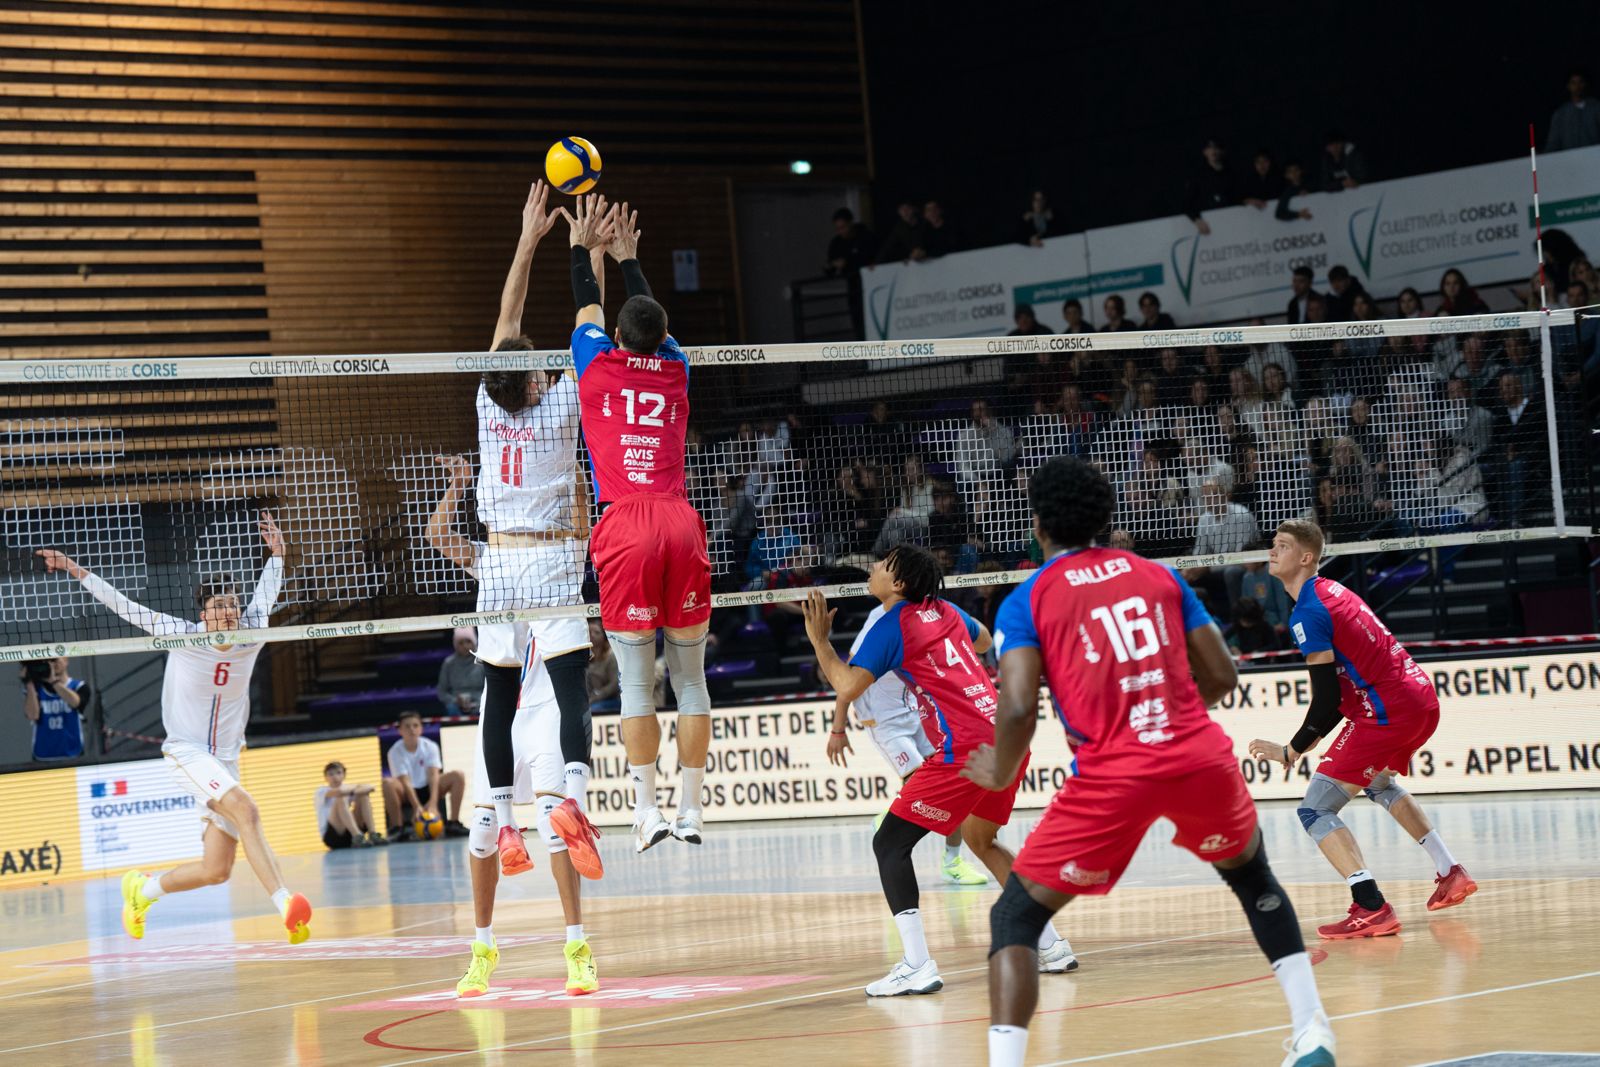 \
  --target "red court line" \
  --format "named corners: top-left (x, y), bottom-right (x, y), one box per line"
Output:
top-left (362, 948), bottom-right (1327, 1055)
